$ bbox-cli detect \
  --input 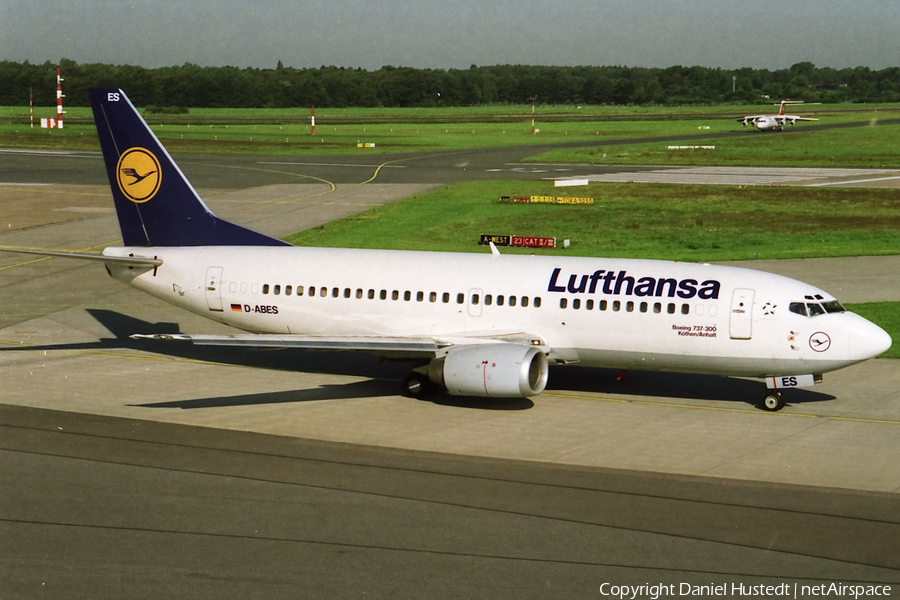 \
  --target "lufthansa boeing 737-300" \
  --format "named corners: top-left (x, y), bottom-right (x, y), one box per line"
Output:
top-left (1, 89), bottom-right (891, 410)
